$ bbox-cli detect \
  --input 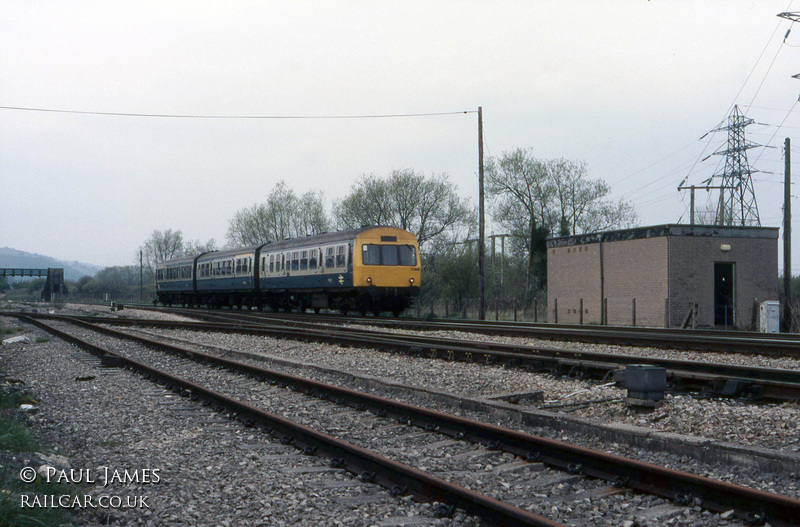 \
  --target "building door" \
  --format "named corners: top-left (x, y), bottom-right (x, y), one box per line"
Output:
top-left (714, 263), bottom-right (735, 327)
